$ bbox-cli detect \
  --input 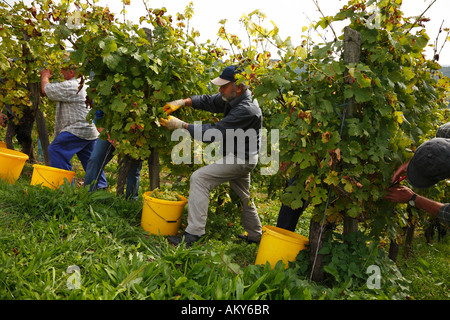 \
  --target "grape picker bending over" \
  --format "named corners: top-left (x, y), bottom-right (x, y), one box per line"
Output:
top-left (84, 110), bottom-right (143, 201)
top-left (384, 123), bottom-right (450, 227)
top-left (160, 66), bottom-right (263, 246)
